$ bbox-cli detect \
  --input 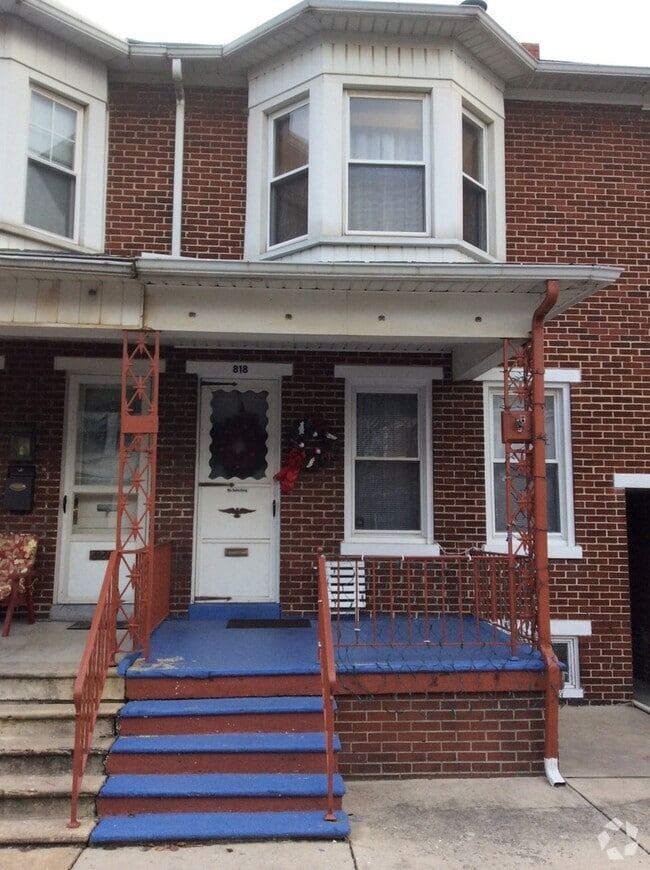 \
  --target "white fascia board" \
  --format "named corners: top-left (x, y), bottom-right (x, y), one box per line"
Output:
top-left (134, 258), bottom-right (620, 290)
top-left (0, 0), bottom-right (129, 60)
